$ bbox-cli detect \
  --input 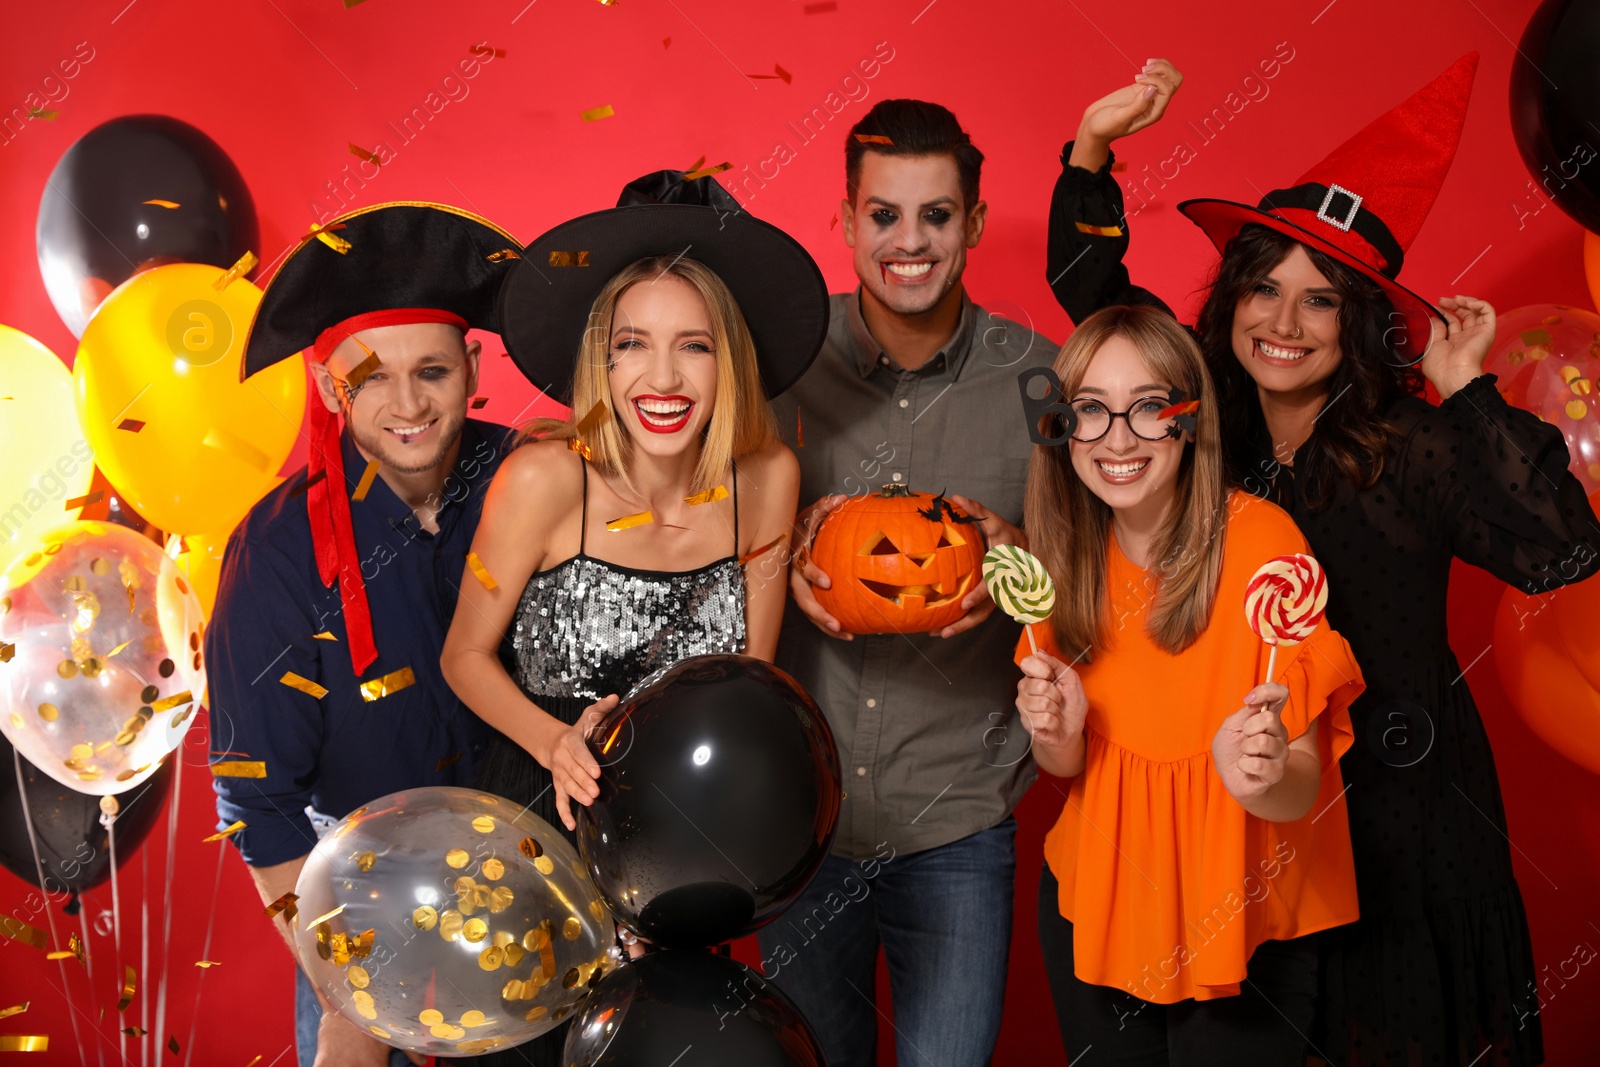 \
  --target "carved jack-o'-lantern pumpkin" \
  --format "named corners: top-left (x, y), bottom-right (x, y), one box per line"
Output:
top-left (811, 485), bottom-right (986, 635)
